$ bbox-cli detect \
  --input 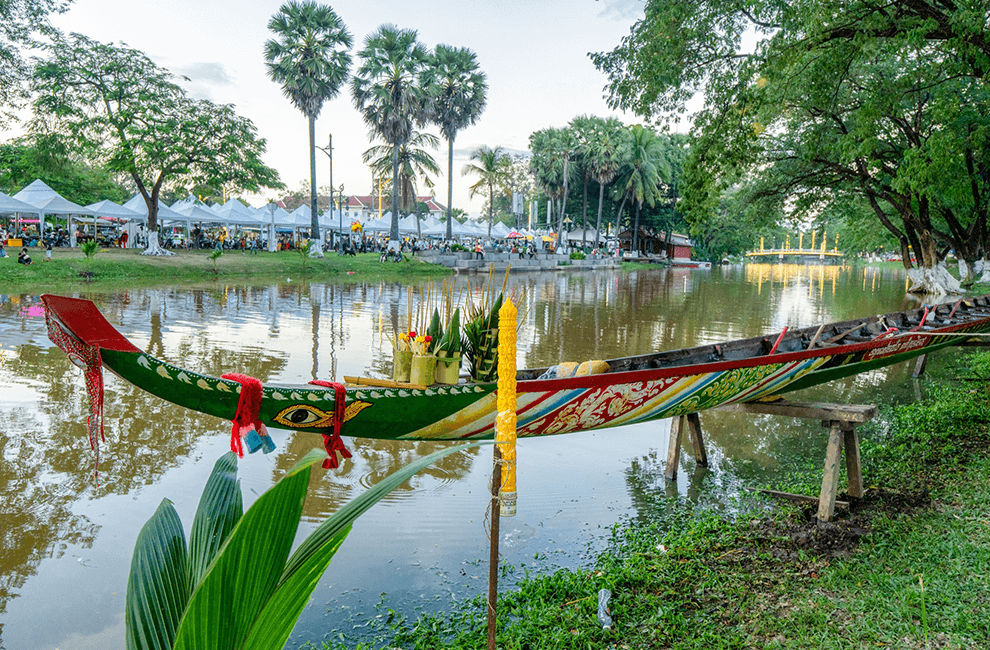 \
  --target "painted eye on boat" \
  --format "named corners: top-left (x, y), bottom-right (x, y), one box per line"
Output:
top-left (273, 404), bottom-right (333, 428)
